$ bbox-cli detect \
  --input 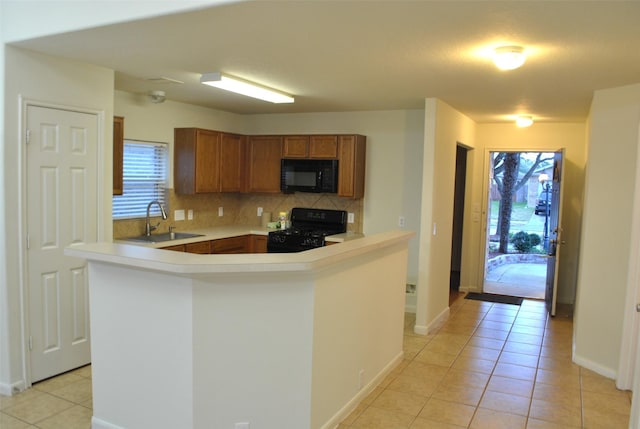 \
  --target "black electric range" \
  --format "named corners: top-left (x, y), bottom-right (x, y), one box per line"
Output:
top-left (267, 207), bottom-right (348, 253)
